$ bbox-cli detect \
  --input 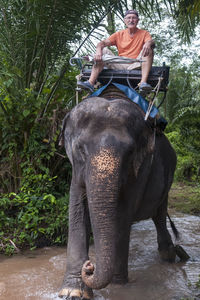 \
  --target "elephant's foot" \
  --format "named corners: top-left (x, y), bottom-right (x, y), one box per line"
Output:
top-left (158, 244), bottom-right (176, 262)
top-left (60, 271), bottom-right (93, 299)
top-left (58, 287), bottom-right (93, 299)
